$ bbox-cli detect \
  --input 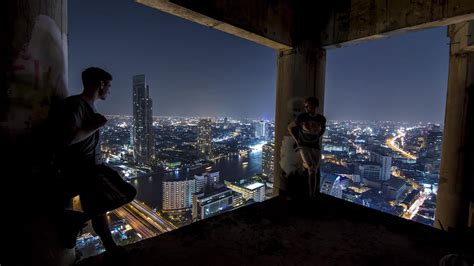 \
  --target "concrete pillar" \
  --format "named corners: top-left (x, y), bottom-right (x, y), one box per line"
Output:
top-left (2, 1), bottom-right (72, 265)
top-left (273, 46), bottom-right (326, 195)
top-left (435, 21), bottom-right (474, 230)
